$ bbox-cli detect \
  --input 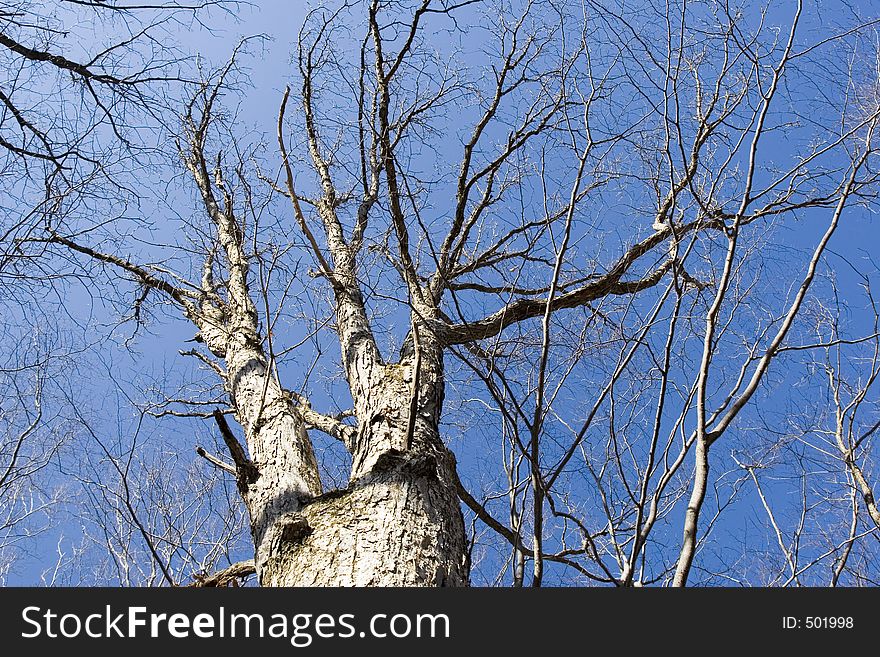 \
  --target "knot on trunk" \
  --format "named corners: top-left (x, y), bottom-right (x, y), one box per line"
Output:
top-left (276, 512), bottom-right (313, 546)
top-left (236, 461), bottom-right (261, 492)
top-left (371, 448), bottom-right (437, 479)
top-left (372, 448), bottom-right (406, 472)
